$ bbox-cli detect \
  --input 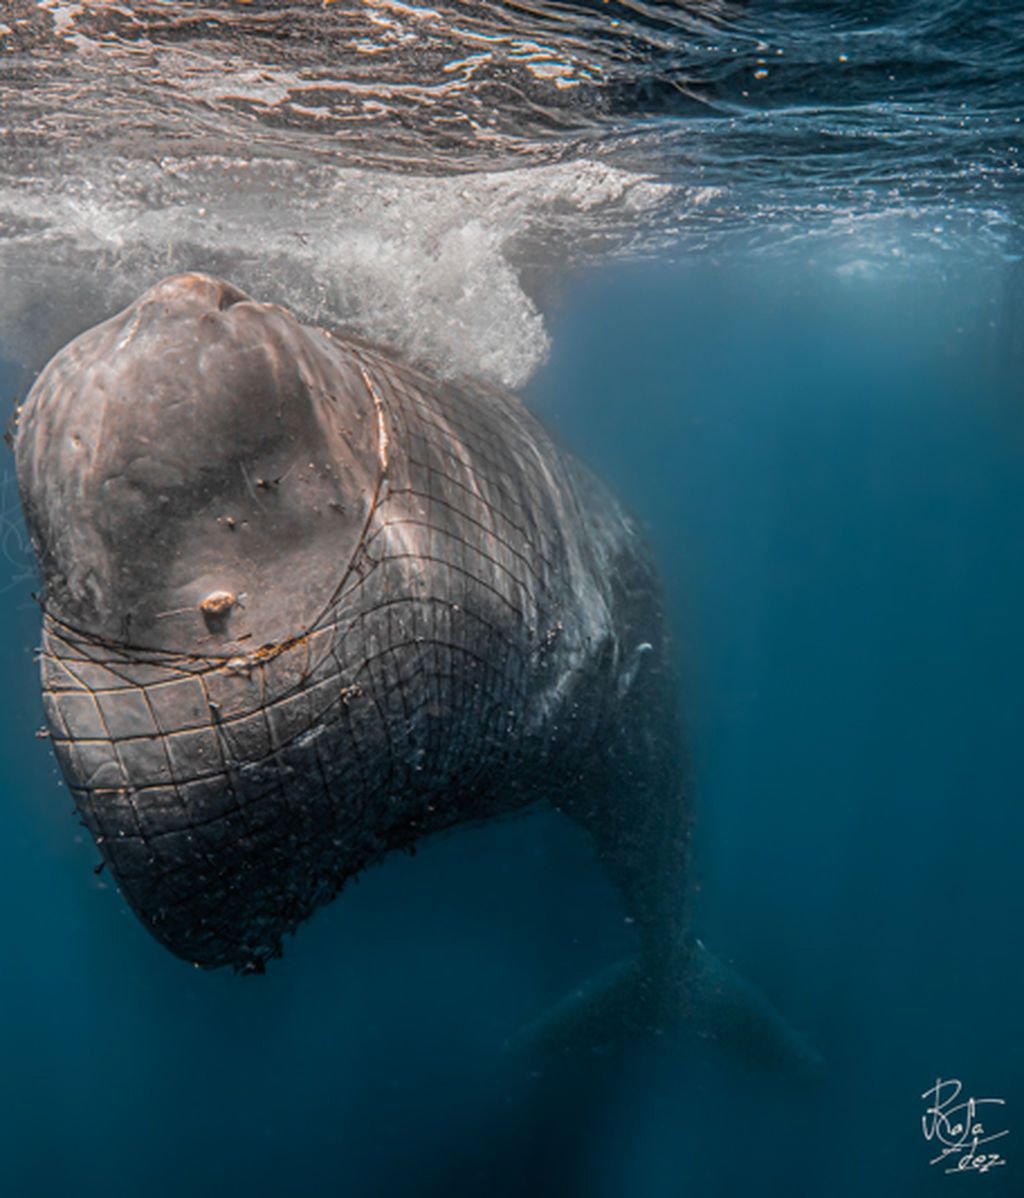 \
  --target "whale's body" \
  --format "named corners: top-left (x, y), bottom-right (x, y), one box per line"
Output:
top-left (15, 274), bottom-right (815, 1069)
